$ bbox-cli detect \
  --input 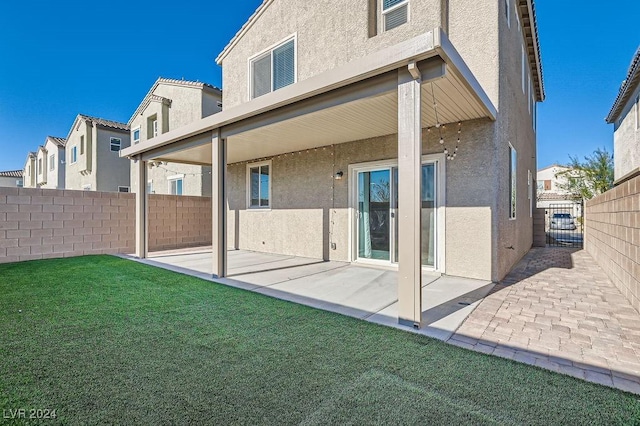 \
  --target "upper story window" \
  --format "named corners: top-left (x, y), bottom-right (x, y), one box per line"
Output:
top-left (133, 127), bottom-right (140, 144)
top-left (147, 115), bottom-right (158, 139)
top-left (70, 146), bottom-right (78, 164)
top-left (110, 137), bottom-right (121, 152)
top-left (250, 37), bottom-right (296, 99)
top-left (38, 158), bottom-right (43, 175)
top-left (382, 0), bottom-right (409, 32)
top-left (49, 154), bottom-right (55, 171)
top-left (80, 135), bottom-right (85, 155)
